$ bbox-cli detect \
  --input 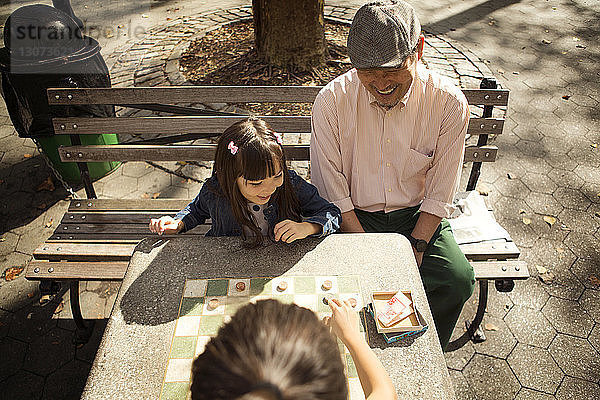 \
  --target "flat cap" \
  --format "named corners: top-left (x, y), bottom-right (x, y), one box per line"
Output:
top-left (347, 0), bottom-right (421, 69)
